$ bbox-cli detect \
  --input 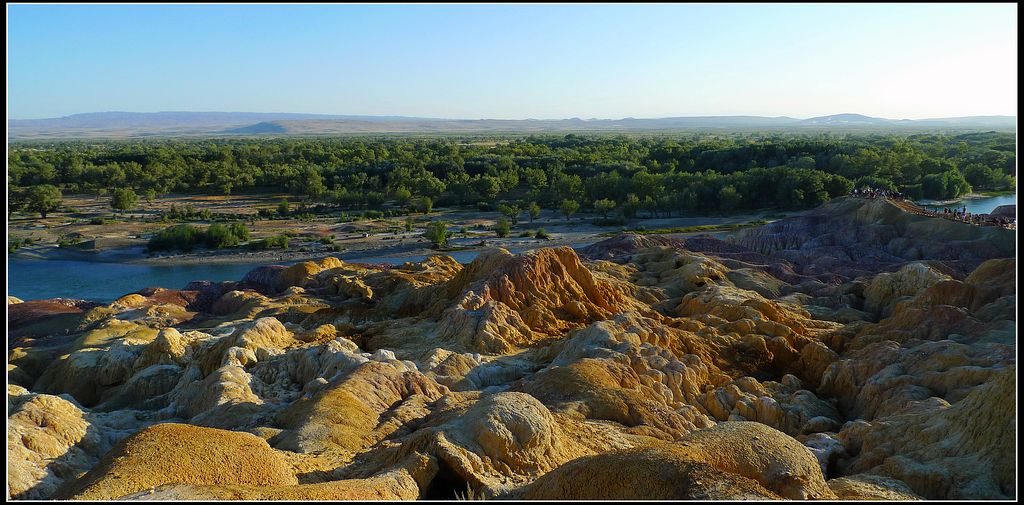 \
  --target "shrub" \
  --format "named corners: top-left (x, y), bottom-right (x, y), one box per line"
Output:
top-left (148, 222), bottom-right (250, 252)
top-left (148, 224), bottom-right (204, 252)
top-left (8, 236), bottom-right (34, 252)
top-left (424, 221), bottom-right (450, 248)
top-left (494, 217), bottom-right (511, 238)
top-left (535, 228), bottom-right (550, 240)
top-left (111, 188), bottom-right (139, 212)
top-left (57, 234), bottom-right (84, 248)
top-left (249, 234), bottom-right (290, 250)
top-left (203, 222), bottom-right (250, 249)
